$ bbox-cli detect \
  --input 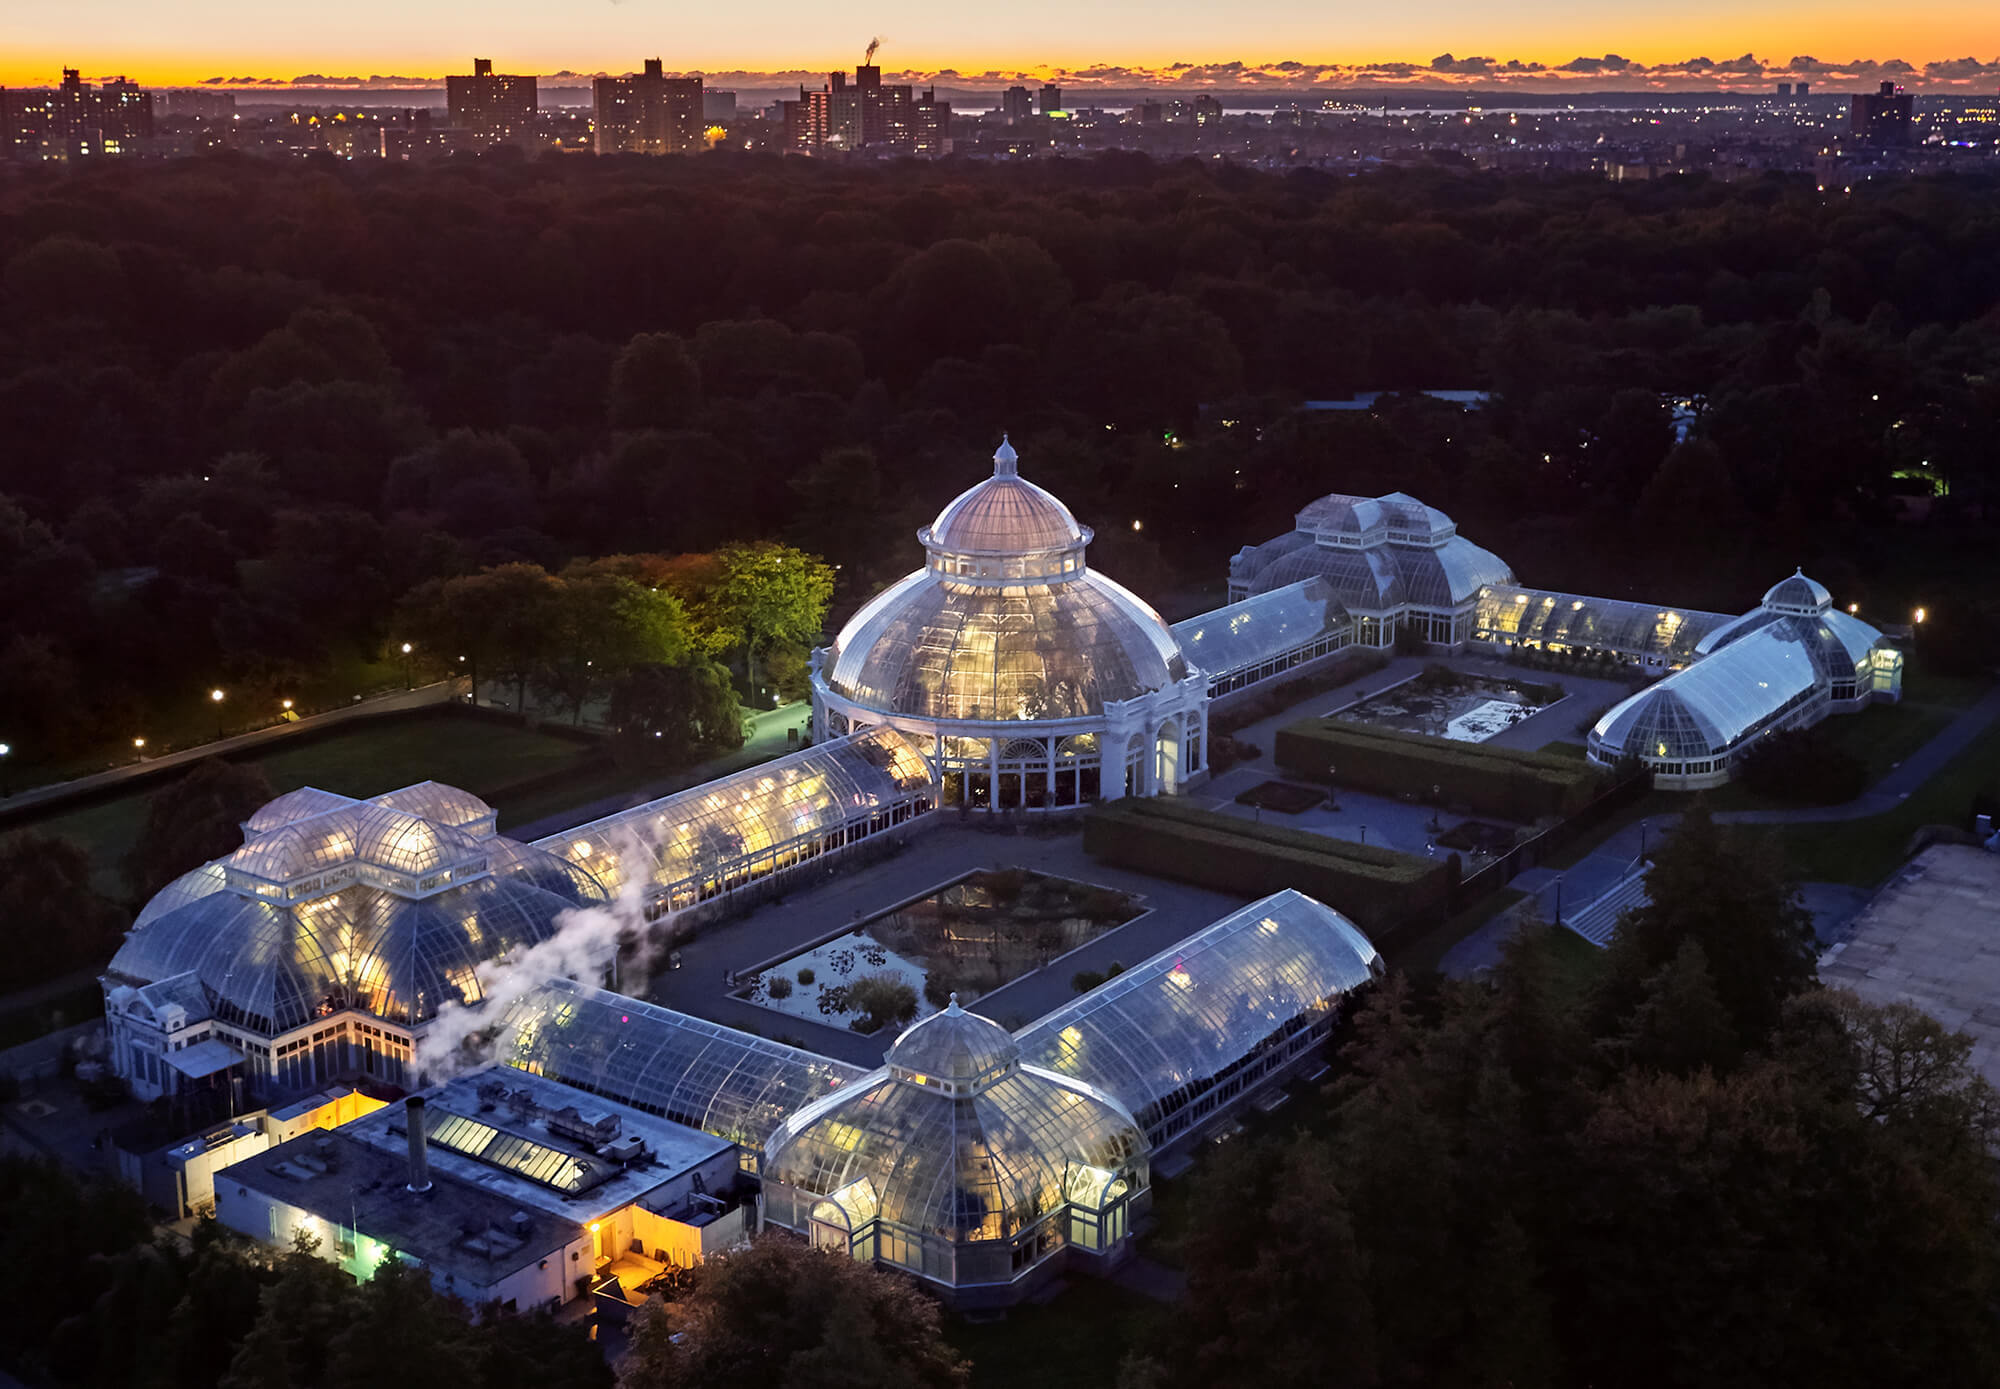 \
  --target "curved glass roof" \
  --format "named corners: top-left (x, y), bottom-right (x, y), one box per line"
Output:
top-left (1239, 543), bottom-right (1407, 611)
top-left (498, 979), bottom-right (866, 1150)
top-left (1170, 579), bottom-right (1346, 682)
top-left (1473, 586), bottom-right (1734, 663)
top-left (1699, 607), bottom-right (1882, 675)
top-left (1763, 569), bottom-right (1832, 616)
top-left (113, 782), bottom-right (610, 1036)
top-left (765, 1060), bottom-right (1143, 1243)
top-left (886, 996), bottom-right (1021, 1094)
top-left (921, 439), bottom-right (1087, 560)
top-left (109, 869), bottom-right (605, 1034)
top-left (134, 861), bottom-right (229, 932)
top-left (1016, 890), bottom-right (1383, 1142)
top-left (826, 570), bottom-right (1188, 721)
top-left (370, 781), bottom-right (499, 836)
top-left (1392, 537), bottom-right (1515, 609)
top-left (534, 726), bottom-right (935, 899)
top-left (1592, 621), bottom-right (1830, 761)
